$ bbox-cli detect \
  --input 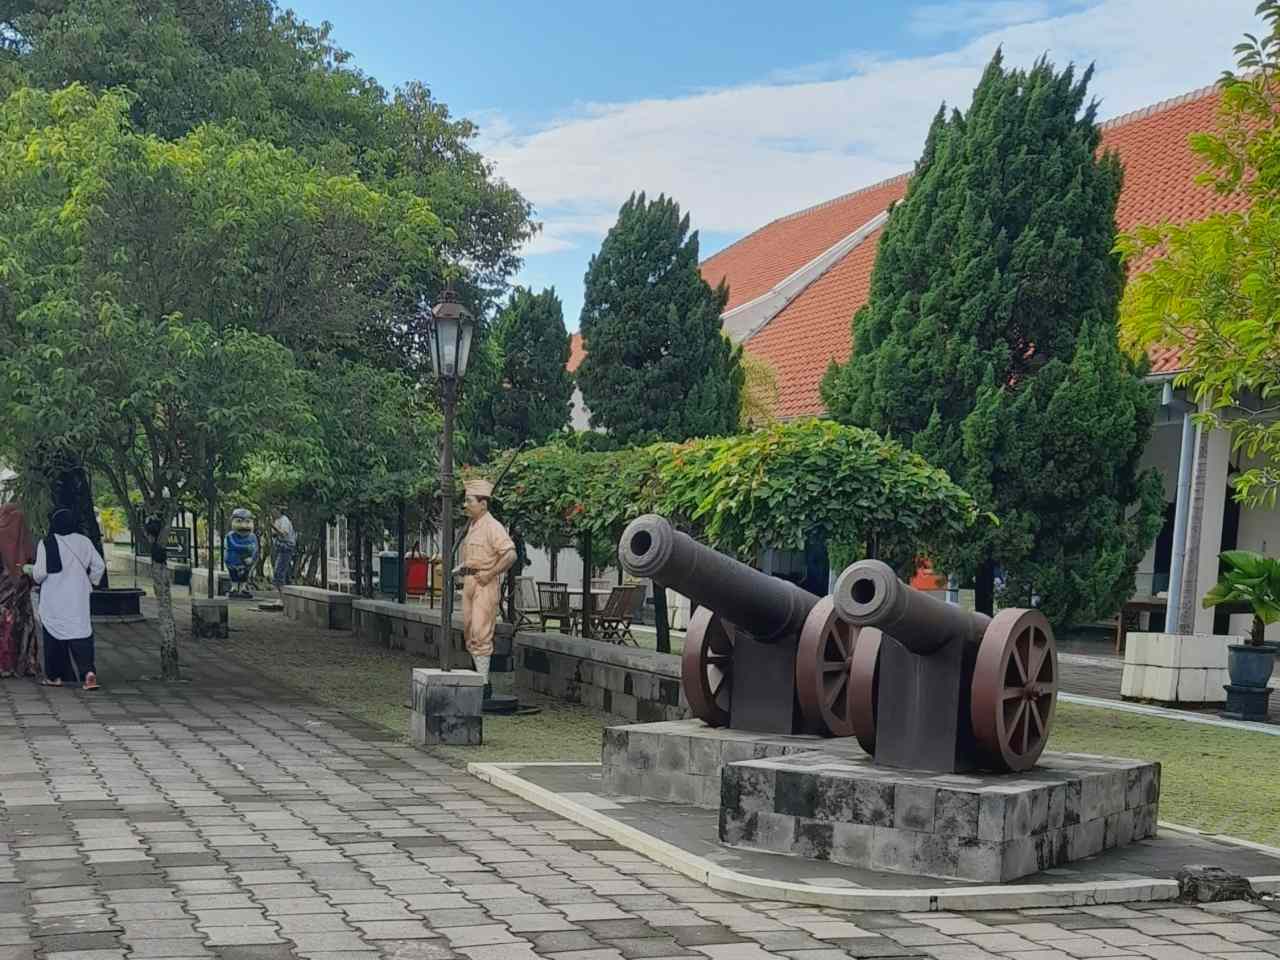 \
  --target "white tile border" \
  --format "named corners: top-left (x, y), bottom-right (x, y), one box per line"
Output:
top-left (469, 761), bottom-right (1214, 912)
